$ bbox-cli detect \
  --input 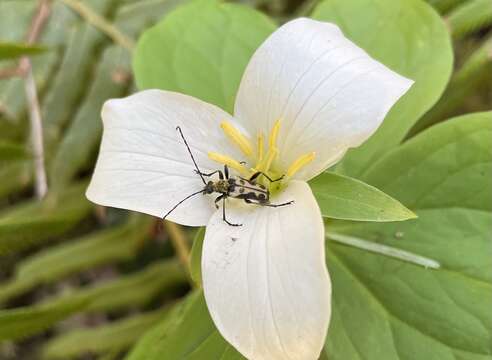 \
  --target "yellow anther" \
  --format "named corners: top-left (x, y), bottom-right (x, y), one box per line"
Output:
top-left (257, 132), bottom-right (264, 162)
top-left (208, 152), bottom-right (251, 177)
top-left (286, 152), bottom-right (316, 178)
top-left (268, 119), bottom-right (281, 149)
top-left (220, 121), bottom-right (254, 157)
